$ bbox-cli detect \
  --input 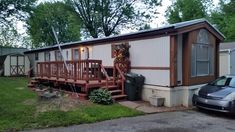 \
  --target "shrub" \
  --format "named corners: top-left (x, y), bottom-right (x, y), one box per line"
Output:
top-left (89, 89), bottom-right (113, 105)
